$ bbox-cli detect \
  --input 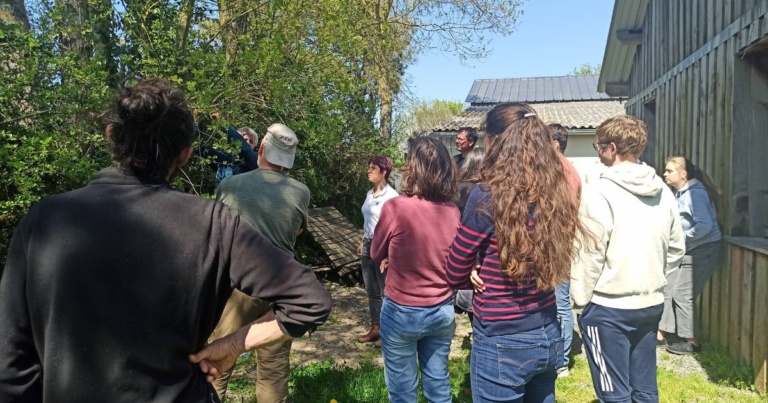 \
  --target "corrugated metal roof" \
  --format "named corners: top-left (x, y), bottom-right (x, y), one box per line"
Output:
top-left (465, 75), bottom-right (613, 104)
top-left (598, 0), bottom-right (648, 93)
top-left (432, 100), bottom-right (626, 132)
